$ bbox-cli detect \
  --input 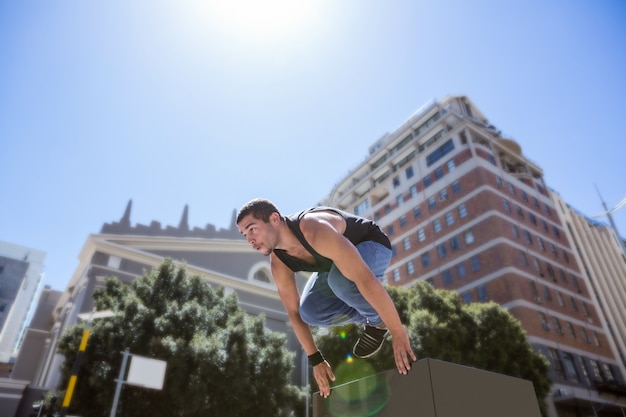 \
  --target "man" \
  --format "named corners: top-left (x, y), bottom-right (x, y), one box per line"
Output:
top-left (236, 198), bottom-right (416, 398)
